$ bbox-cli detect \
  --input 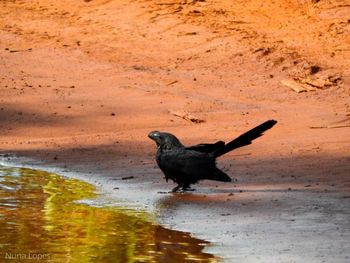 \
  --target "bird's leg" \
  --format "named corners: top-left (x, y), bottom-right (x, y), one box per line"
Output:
top-left (172, 184), bottom-right (195, 193)
top-left (171, 185), bottom-right (182, 193)
top-left (181, 184), bottom-right (195, 192)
